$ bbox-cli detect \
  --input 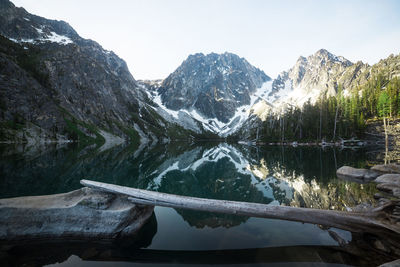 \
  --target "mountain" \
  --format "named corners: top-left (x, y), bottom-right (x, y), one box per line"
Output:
top-left (235, 49), bottom-right (400, 140)
top-left (143, 52), bottom-right (271, 135)
top-left (258, 49), bottom-right (400, 110)
top-left (159, 52), bottom-right (270, 123)
top-left (265, 49), bottom-right (354, 106)
top-left (0, 0), bottom-right (198, 147)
